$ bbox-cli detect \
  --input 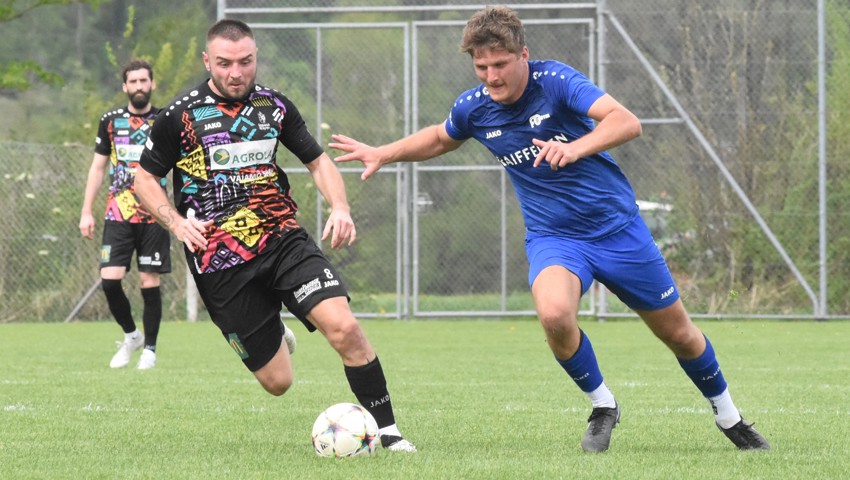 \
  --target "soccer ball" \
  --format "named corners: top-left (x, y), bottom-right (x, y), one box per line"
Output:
top-left (311, 402), bottom-right (379, 458)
